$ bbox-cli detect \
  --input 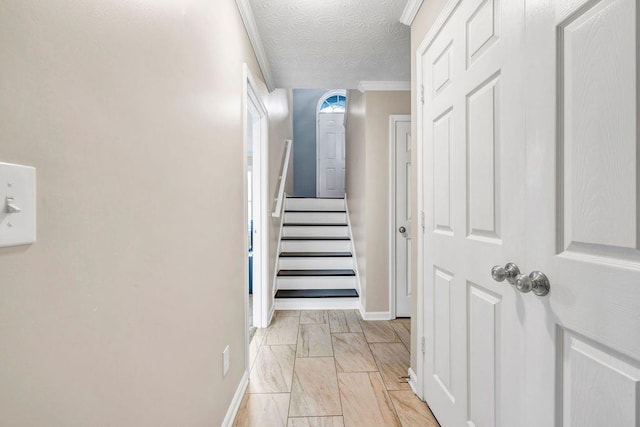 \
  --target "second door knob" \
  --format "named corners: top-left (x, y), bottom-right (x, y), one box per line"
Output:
top-left (491, 263), bottom-right (520, 285)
